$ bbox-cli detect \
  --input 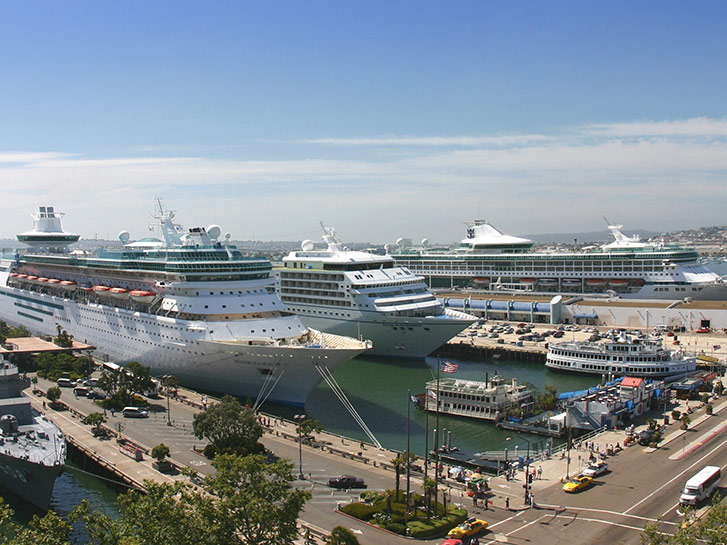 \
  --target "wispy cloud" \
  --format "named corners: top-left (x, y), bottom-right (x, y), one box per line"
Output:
top-left (0, 117), bottom-right (726, 242)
